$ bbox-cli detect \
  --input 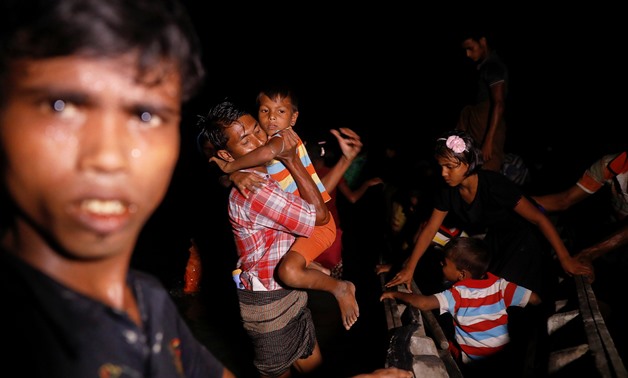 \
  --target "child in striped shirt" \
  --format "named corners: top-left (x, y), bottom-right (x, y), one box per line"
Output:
top-left (380, 236), bottom-right (541, 365)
